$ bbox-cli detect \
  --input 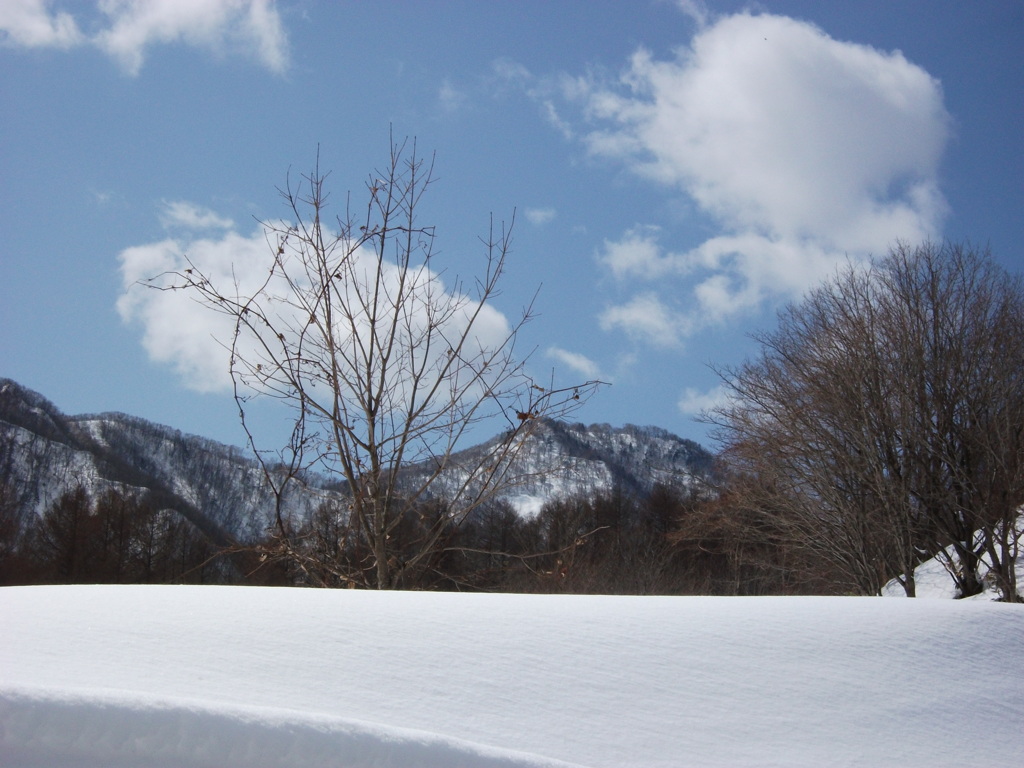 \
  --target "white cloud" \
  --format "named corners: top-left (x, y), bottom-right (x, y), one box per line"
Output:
top-left (96, 0), bottom-right (288, 75)
top-left (0, 0), bottom-right (83, 48)
top-left (524, 207), bottom-right (556, 226)
top-left (599, 292), bottom-right (690, 349)
top-left (238, 0), bottom-right (286, 71)
top-left (117, 220), bottom-right (514, 397)
top-left (491, 57), bottom-right (531, 87)
top-left (598, 225), bottom-right (679, 280)
top-left (1, 0), bottom-right (288, 74)
top-left (675, 0), bottom-right (709, 30)
top-left (159, 200), bottom-right (234, 231)
top-left (116, 229), bottom-right (271, 392)
top-left (438, 79), bottom-right (467, 113)
top-left (677, 384), bottom-right (730, 417)
top-left (540, 96), bottom-right (574, 140)
top-left (572, 11), bottom-right (950, 337)
top-left (546, 346), bottom-right (601, 381)
top-left (489, 57), bottom-right (577, 140)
